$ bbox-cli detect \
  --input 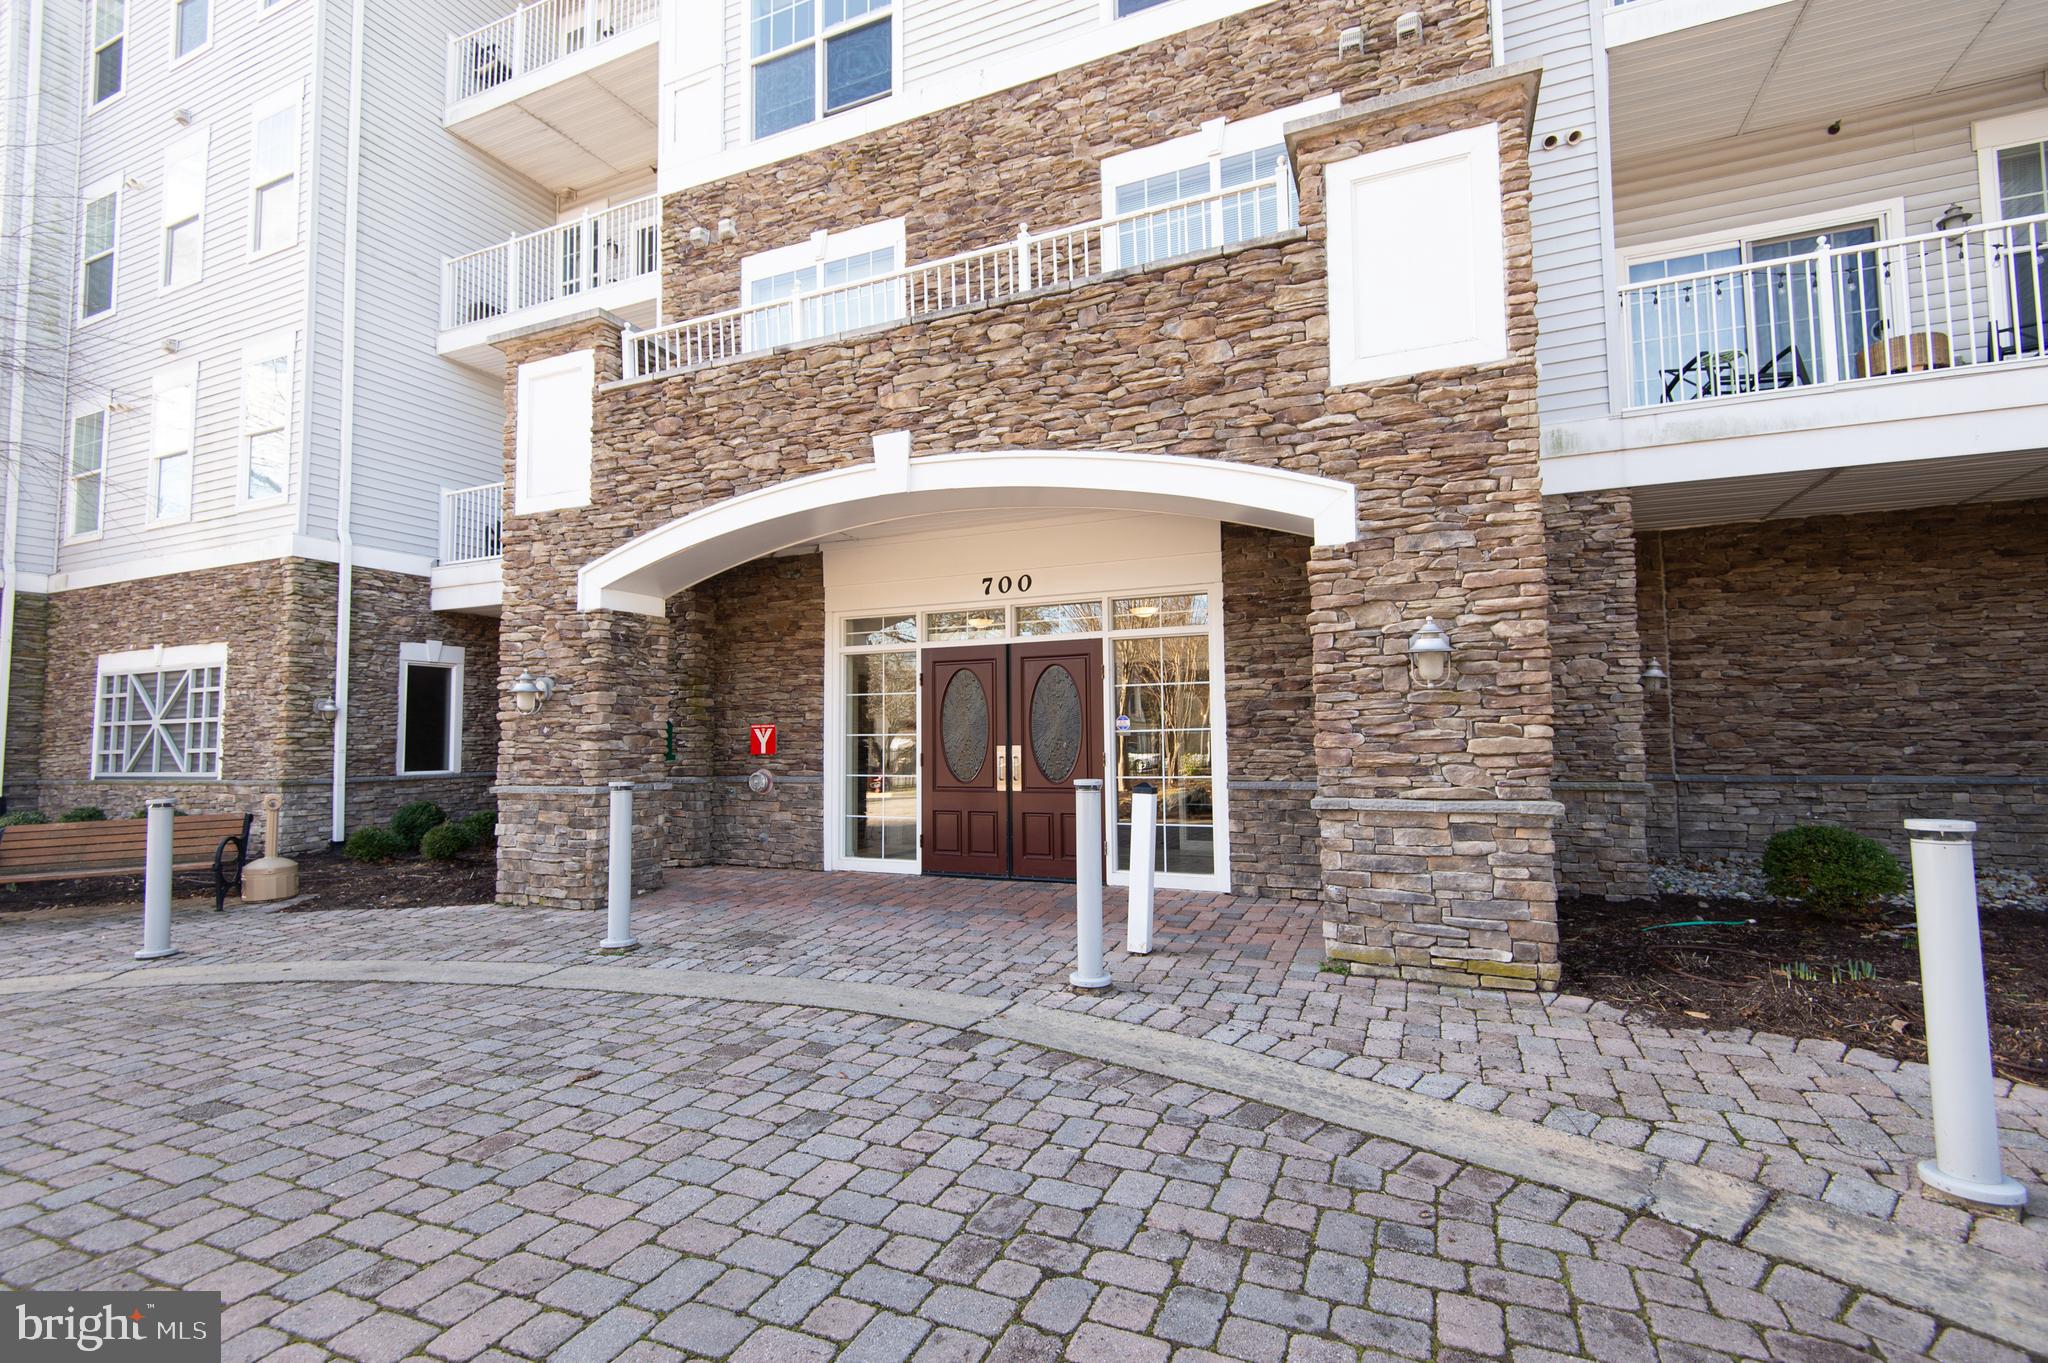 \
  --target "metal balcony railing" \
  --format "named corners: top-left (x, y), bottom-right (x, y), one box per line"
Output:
top-left (621, 173), bottom-right (1297, 382)
top-left (1619, 213), bottom-right (2048, 409)
top-left (446, 0), bottom-right (660, 106)
top-left (440, 482), bottom-right (504, 565)
top-left (442, 194), bottom-right (660, 331)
